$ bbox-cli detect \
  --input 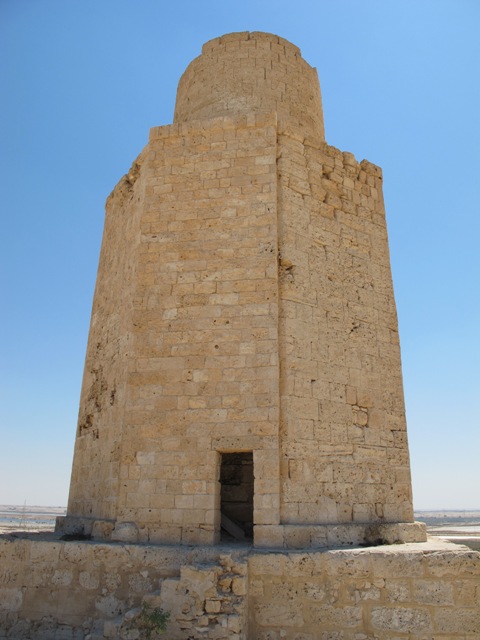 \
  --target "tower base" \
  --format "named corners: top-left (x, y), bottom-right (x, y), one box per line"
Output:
top-left (56, 514), bottom-right (427, 548)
